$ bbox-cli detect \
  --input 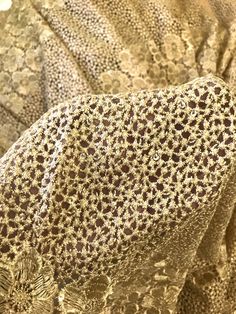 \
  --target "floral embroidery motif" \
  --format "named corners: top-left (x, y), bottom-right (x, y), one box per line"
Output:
top-left (12, 68), bottom-right (38, 96)
top-left (119, 45), bottom-right (152, 77)
top-left (99, 71), bottom-right (130, 94)
top-left (59, 275), bottom-right (111, 313)
top-left (0, 72), bottom-right (12, 94)
top-left (166, 62), bottom-right (188, 85)
top-left (25, 47), bottom-right (42, 72)
top-left (1, 47), bottom-right (24, 72)
top-left (99, 30), bottom-right (199, 93)
top-left (59, 284), bottom-right (86, 313)
top-left (101, 252), bottom-right (183, 314)
top-left (161, 34), bottom-right (185, 61)
top-left (2, 93), bottom-right (25, 114)
top-left (0, 249), bottom-right (57, 313)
